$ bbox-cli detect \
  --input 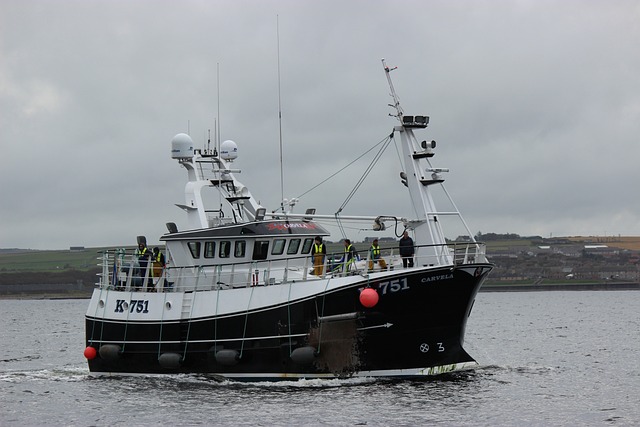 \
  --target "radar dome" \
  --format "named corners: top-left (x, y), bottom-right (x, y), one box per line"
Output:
top-left (171, 133), bottom-right (194, 159)
top-left (220, 140), bottom-right (238, 161)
